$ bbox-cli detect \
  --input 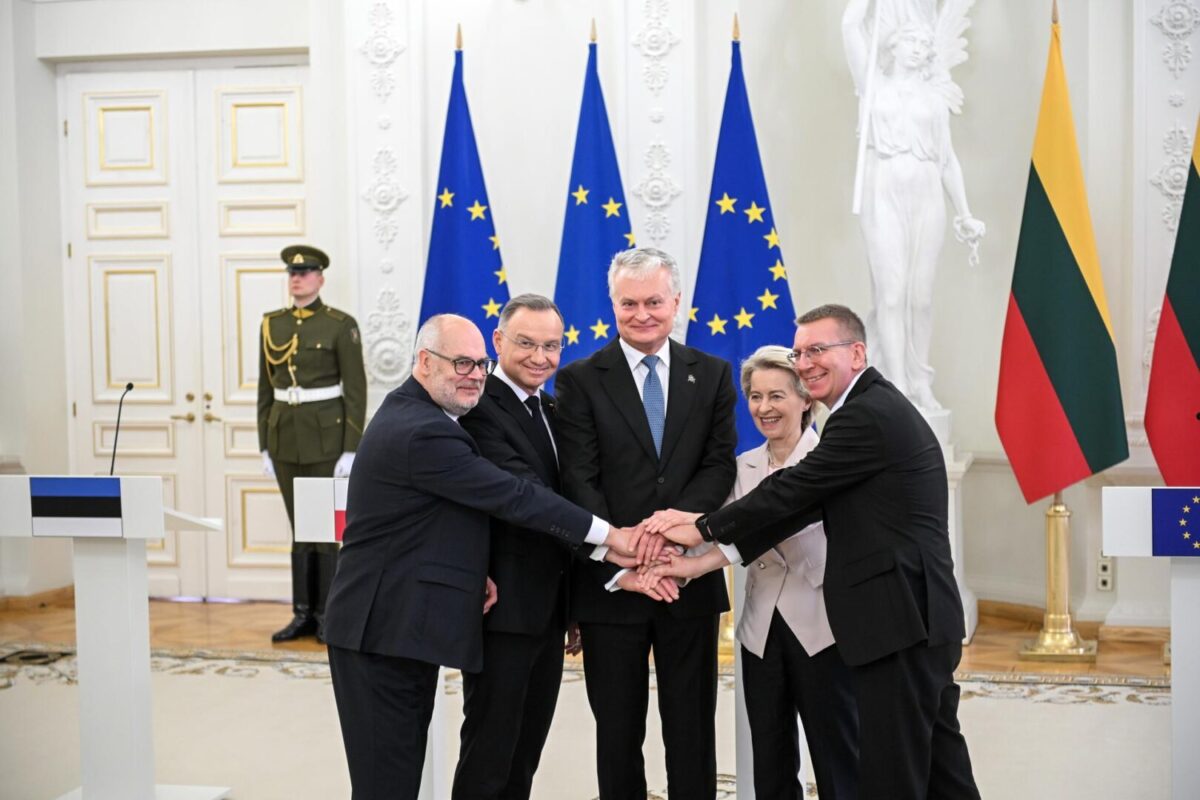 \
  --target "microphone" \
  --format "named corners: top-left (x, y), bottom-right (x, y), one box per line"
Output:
top-left (110, 382), bottom-right (134, 476)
